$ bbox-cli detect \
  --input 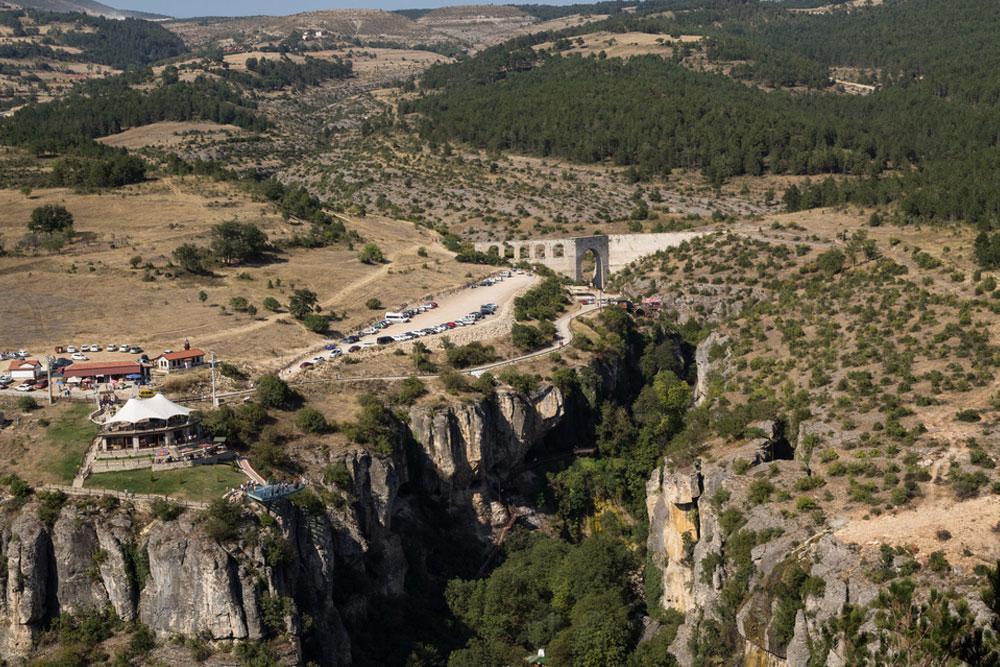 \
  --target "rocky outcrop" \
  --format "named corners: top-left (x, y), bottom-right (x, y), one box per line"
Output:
top-left (645, 421), bottom-right (890, 667)
top-left (408, 385), bottom-right (565, 534)
top-left (139, 515), bottom-right (262, 641)
top-left (694, 331), bottom-right (728, 406)
top-left (0, 377), bottom-right (581, 665)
